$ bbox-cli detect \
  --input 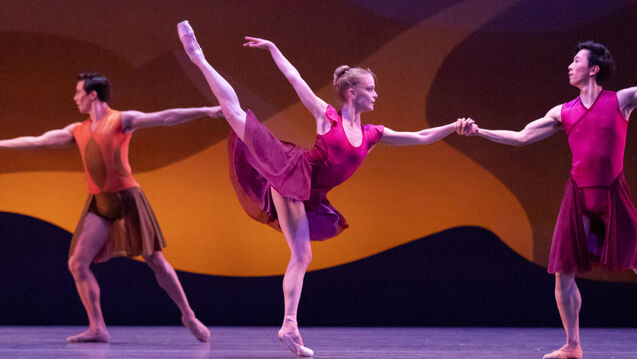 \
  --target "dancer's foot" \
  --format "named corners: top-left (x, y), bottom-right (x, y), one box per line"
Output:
top-left (542, 344), bottom-right (583, 359)
top-left (182, 315), bottom-right (211, 343)
top-left (66, 327), bottom-right (110, 343)
top-left (278, 328), bottom-right (314, 357)
top-left (177, 20), bottom-right (205, 63)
